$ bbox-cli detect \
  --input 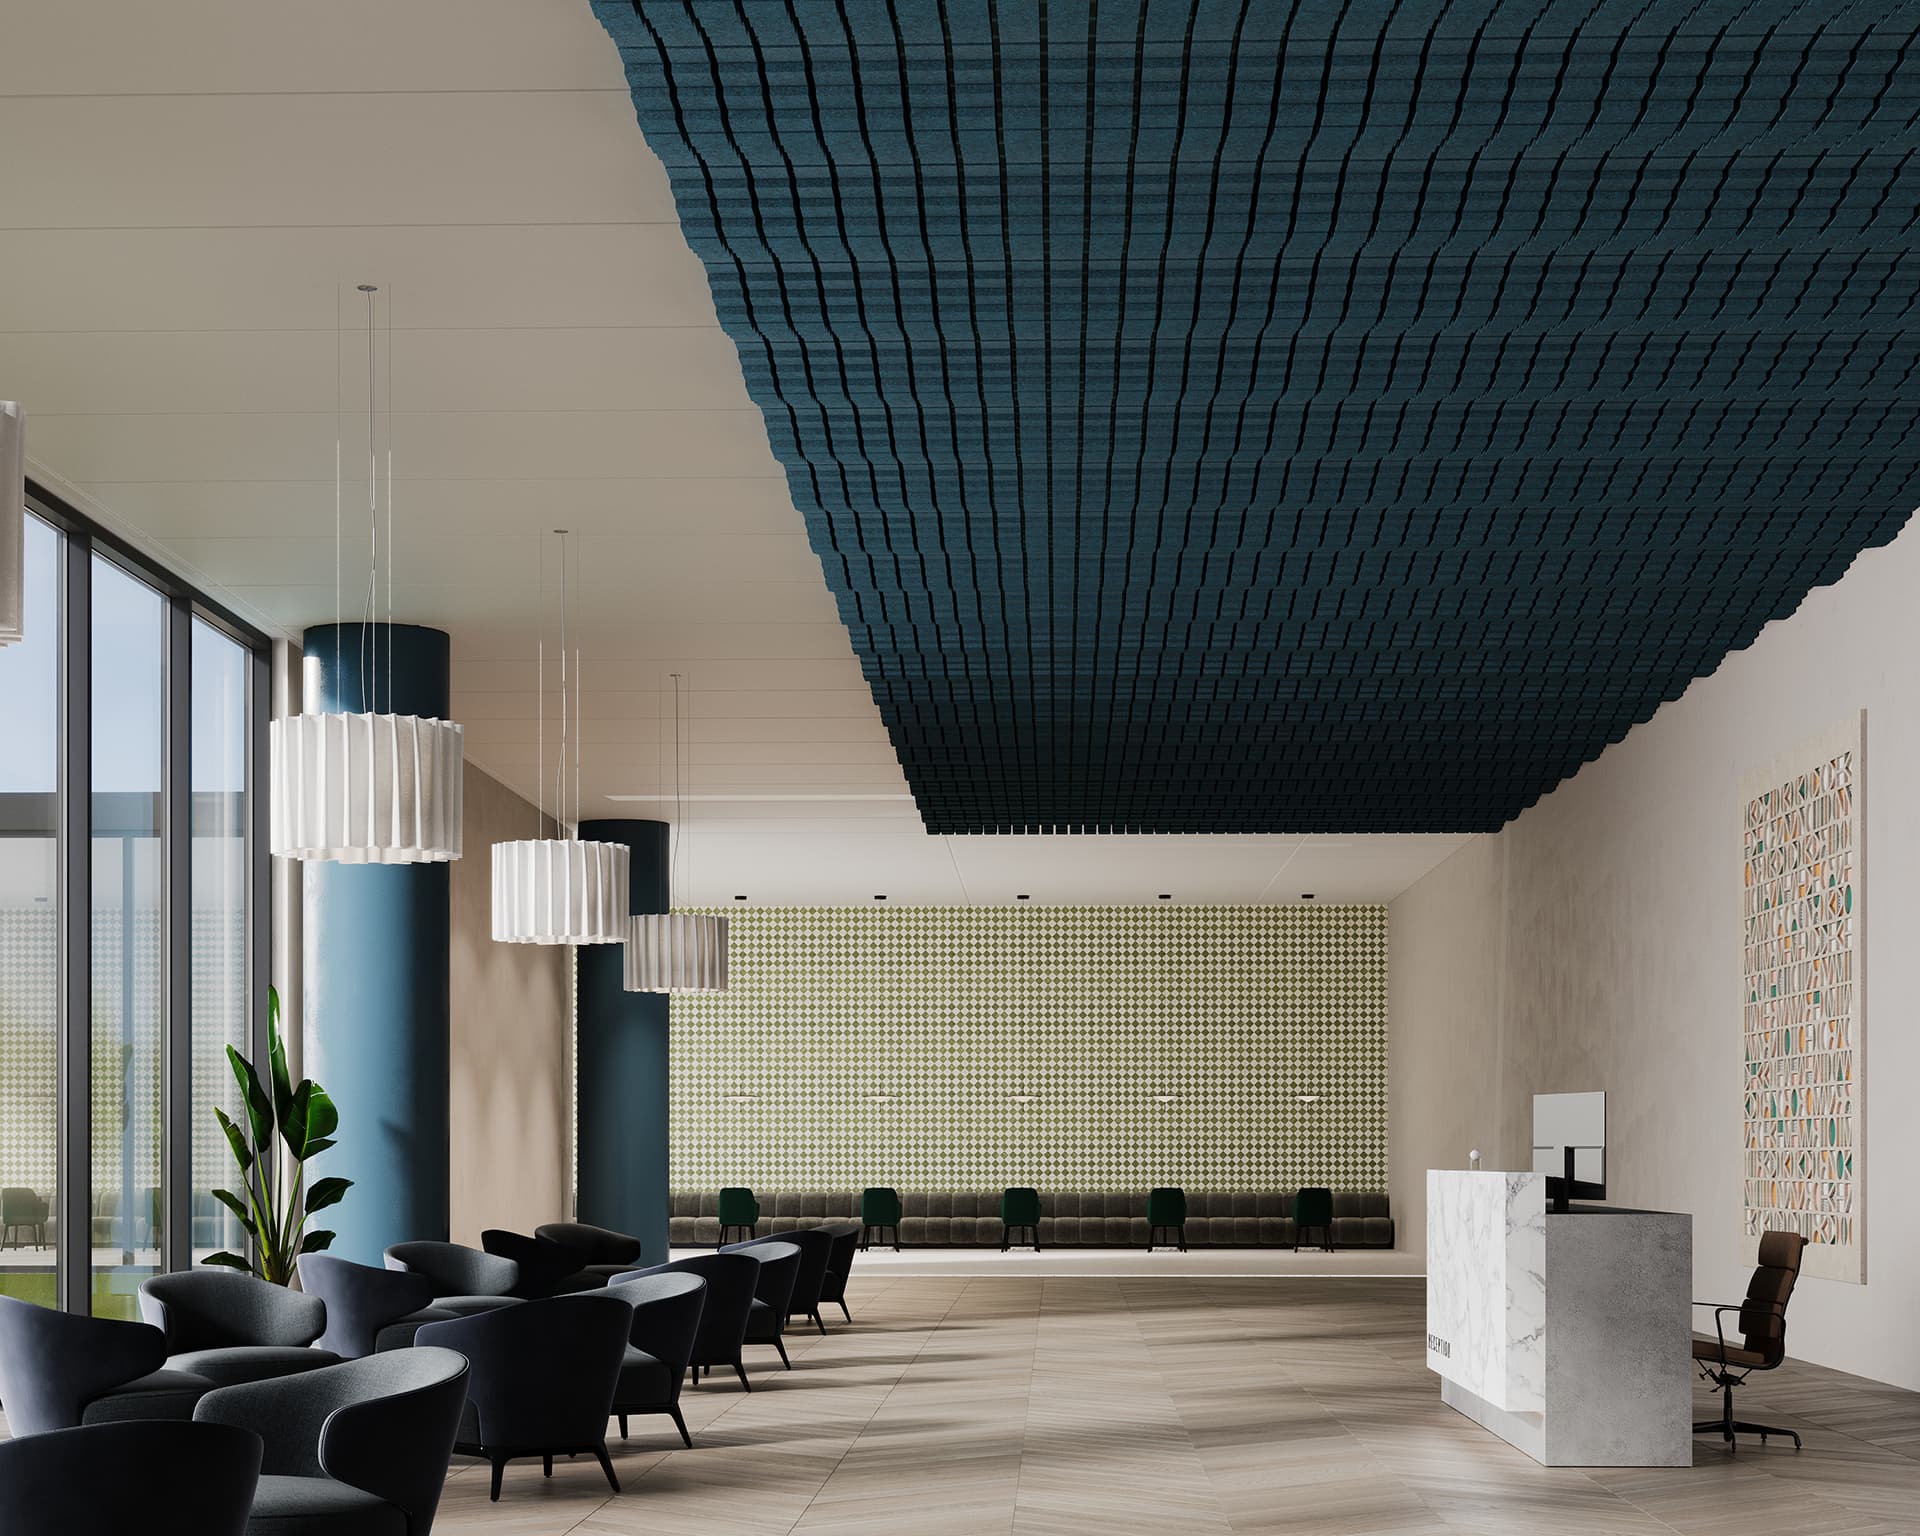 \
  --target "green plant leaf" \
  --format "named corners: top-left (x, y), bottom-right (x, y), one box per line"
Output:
top-left (268, 990), bottom-right (295, 1132)
top-left (303, 1137), bottom-right (336, 1157)
top-left (302, 1086), bottom-right (340, 1146)
top-left (226, 1044), bottom-right (274, 1163)
top-left (213, 1107), bottom-right (254, 1176)
top-left (282, 1080), bottom-right (313, 1164)
top-left (209, 1187), bottom-right (258, 1237)
top-left (304, 1176), bottom-right (352, 1215)
top-left (298, 1229), bottom-right (336, 1255)
top-left (202, 1251), bottom-right (256, 1274)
